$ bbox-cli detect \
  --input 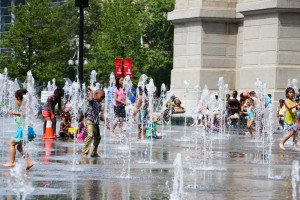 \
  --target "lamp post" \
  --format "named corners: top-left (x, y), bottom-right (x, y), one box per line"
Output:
top-left (121, 44), bottom-right (125, 77)
top-left (68, 50), bottom-right (88, 74)
top-left (26, 34), bottom-right (32, 71)
top-left (75, 0), bottom-right (89, 84)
